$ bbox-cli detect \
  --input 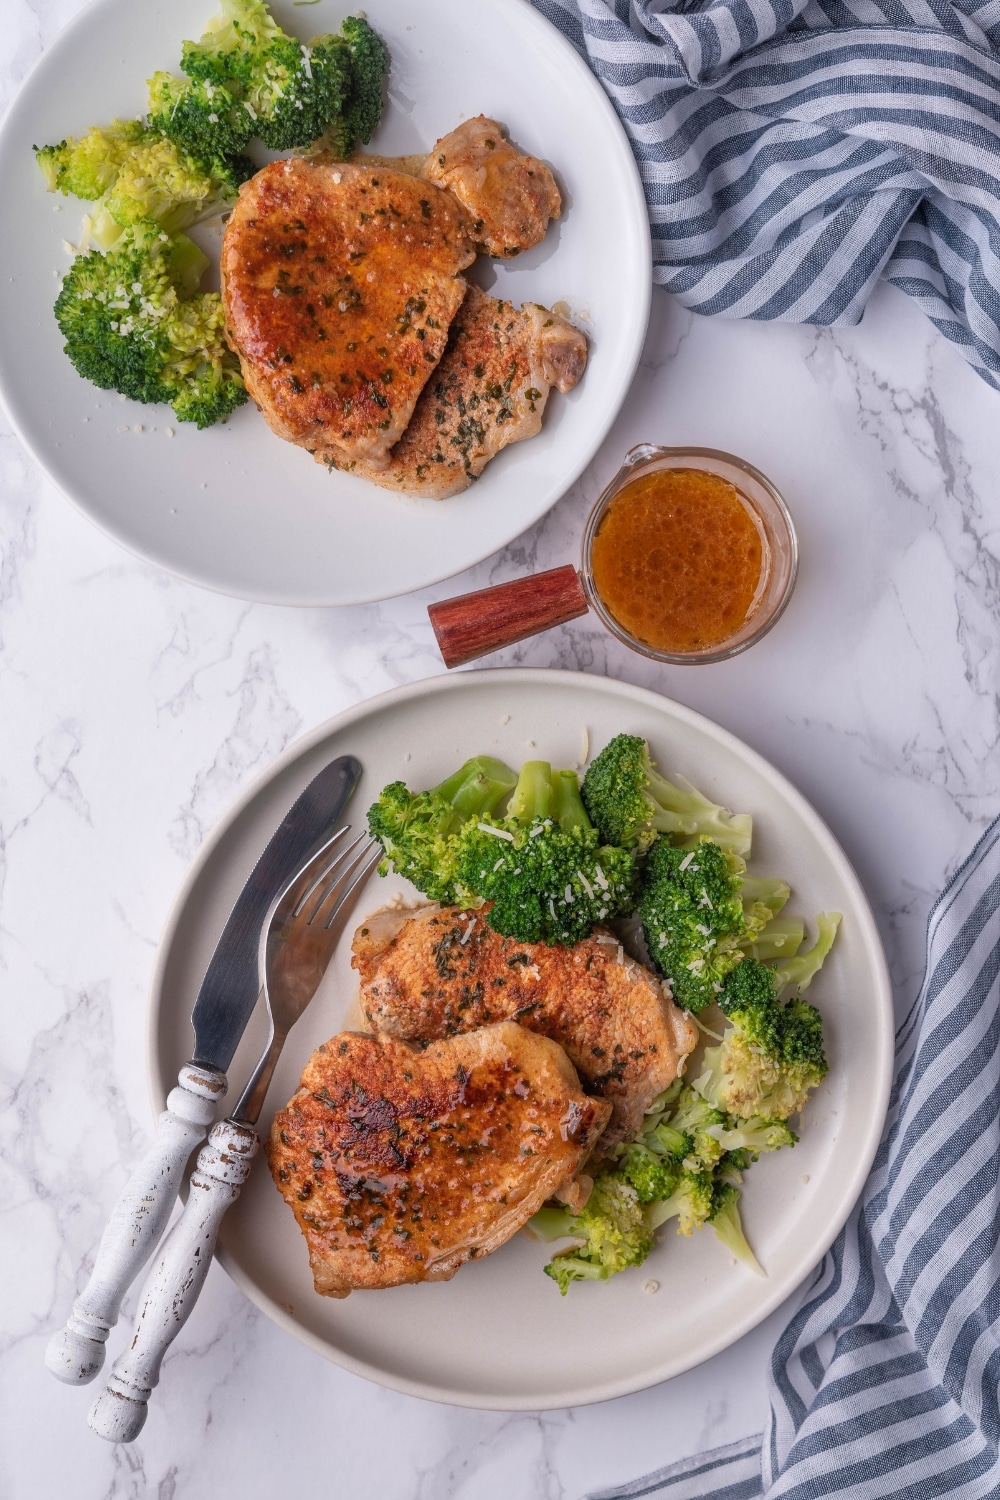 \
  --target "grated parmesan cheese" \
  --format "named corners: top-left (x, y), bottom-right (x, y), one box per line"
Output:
top-left (478, 822), bottom-right (515, 841)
